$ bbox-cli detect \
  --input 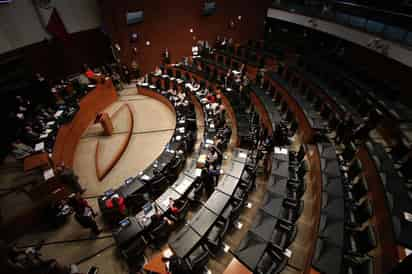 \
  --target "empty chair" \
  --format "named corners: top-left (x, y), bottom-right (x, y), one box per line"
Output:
top-left (185, 244), bottom-right (210, 273)
top-left (147, 219), bottom-right (170, 248)
top-left (255, 244), bottom-right (288, 274)
top-left (270, 218), bottom-right (297, 249)
top-left (339, 142), bottom-right (357, 164)
top-left (289, 144), bottom-right (305, 164)
top-left (221, 198), bottom-right (243, 225)
top-left (345, 224), bottom-right (377, 255)
top-left (149, 175), bottom-right (169, 197)
top-left (346, 176), bottom-right (368, 205)
top-left (239, 165), bottom-right (257, 193)
top-left (346, 199), bottom-right (373, 229)
top-left (342, 255), bottom-right (374, 274)
top-left (206, 217), bottom-right (229, 252)
top-left (346, 159), bottom-right (363, 181)
top-left (120, 235), bottom-right (148, 265)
